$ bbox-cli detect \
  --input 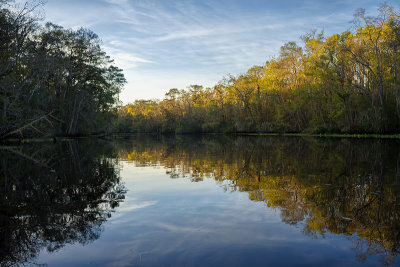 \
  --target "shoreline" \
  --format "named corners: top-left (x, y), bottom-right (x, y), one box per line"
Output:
top-left (2, 132), bottom-right (400, 145)
top-left (230, 132), bottom-right (400, 139)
